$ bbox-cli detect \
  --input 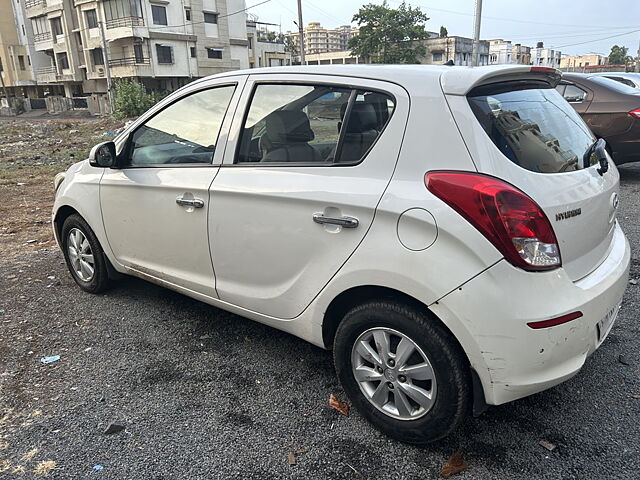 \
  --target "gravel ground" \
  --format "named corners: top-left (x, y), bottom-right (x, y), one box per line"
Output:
top-left (1, 165), bottom-right (639, 479)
